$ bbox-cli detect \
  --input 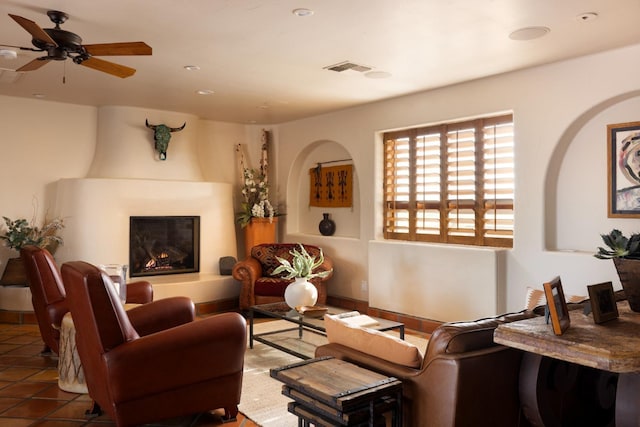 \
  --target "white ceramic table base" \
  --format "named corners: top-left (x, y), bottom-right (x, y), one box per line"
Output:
top-left (58, 313), bottom-right (88, 393)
